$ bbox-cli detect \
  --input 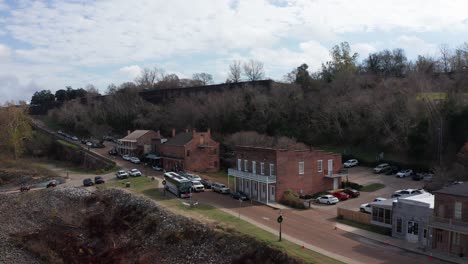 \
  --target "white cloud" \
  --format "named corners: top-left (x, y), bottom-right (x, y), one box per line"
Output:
top-left (0, 43), bottom-right (11, 58)
top-left (351, 43), bottom-right (377, 59)
top-left (394, 35), bottom-right (438, 56)
top-left (118, 65), bottom-right (142, 79)
top-left (0, 74), bottom-right (41, 103)
top-left (0, 0), bottom-right (8, 11)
